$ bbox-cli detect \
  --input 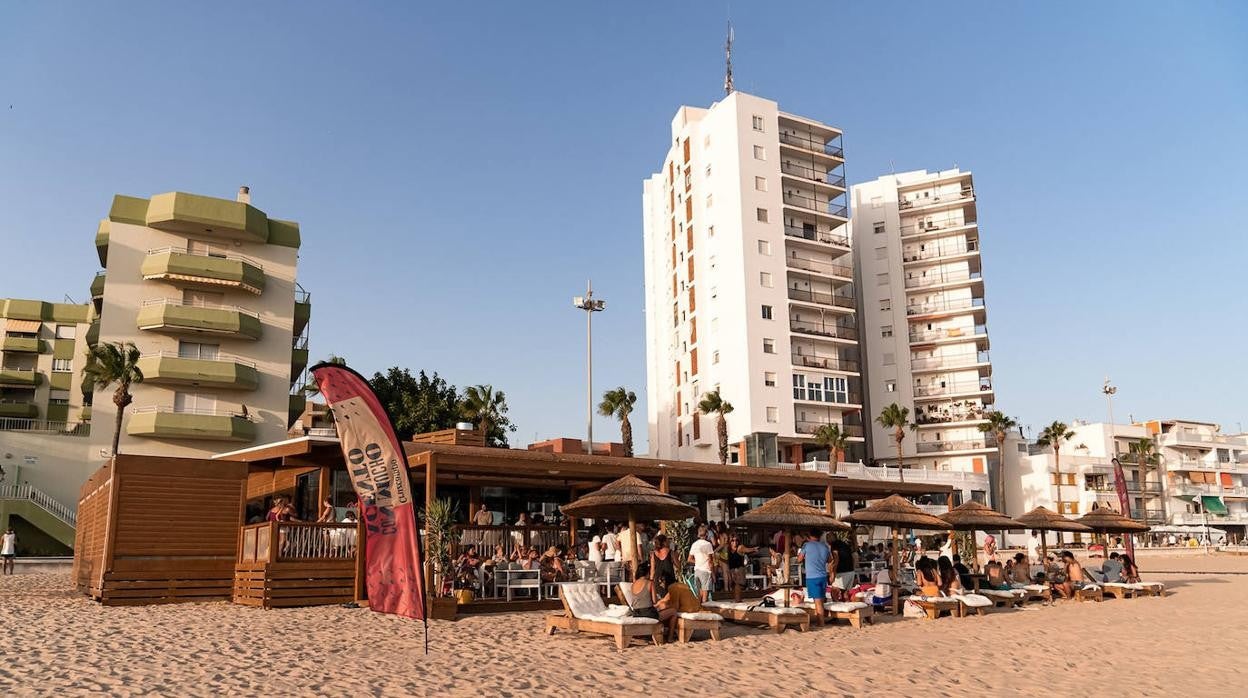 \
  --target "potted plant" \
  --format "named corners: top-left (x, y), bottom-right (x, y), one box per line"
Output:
top-left (421, 497), bottom-right (459, 620)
